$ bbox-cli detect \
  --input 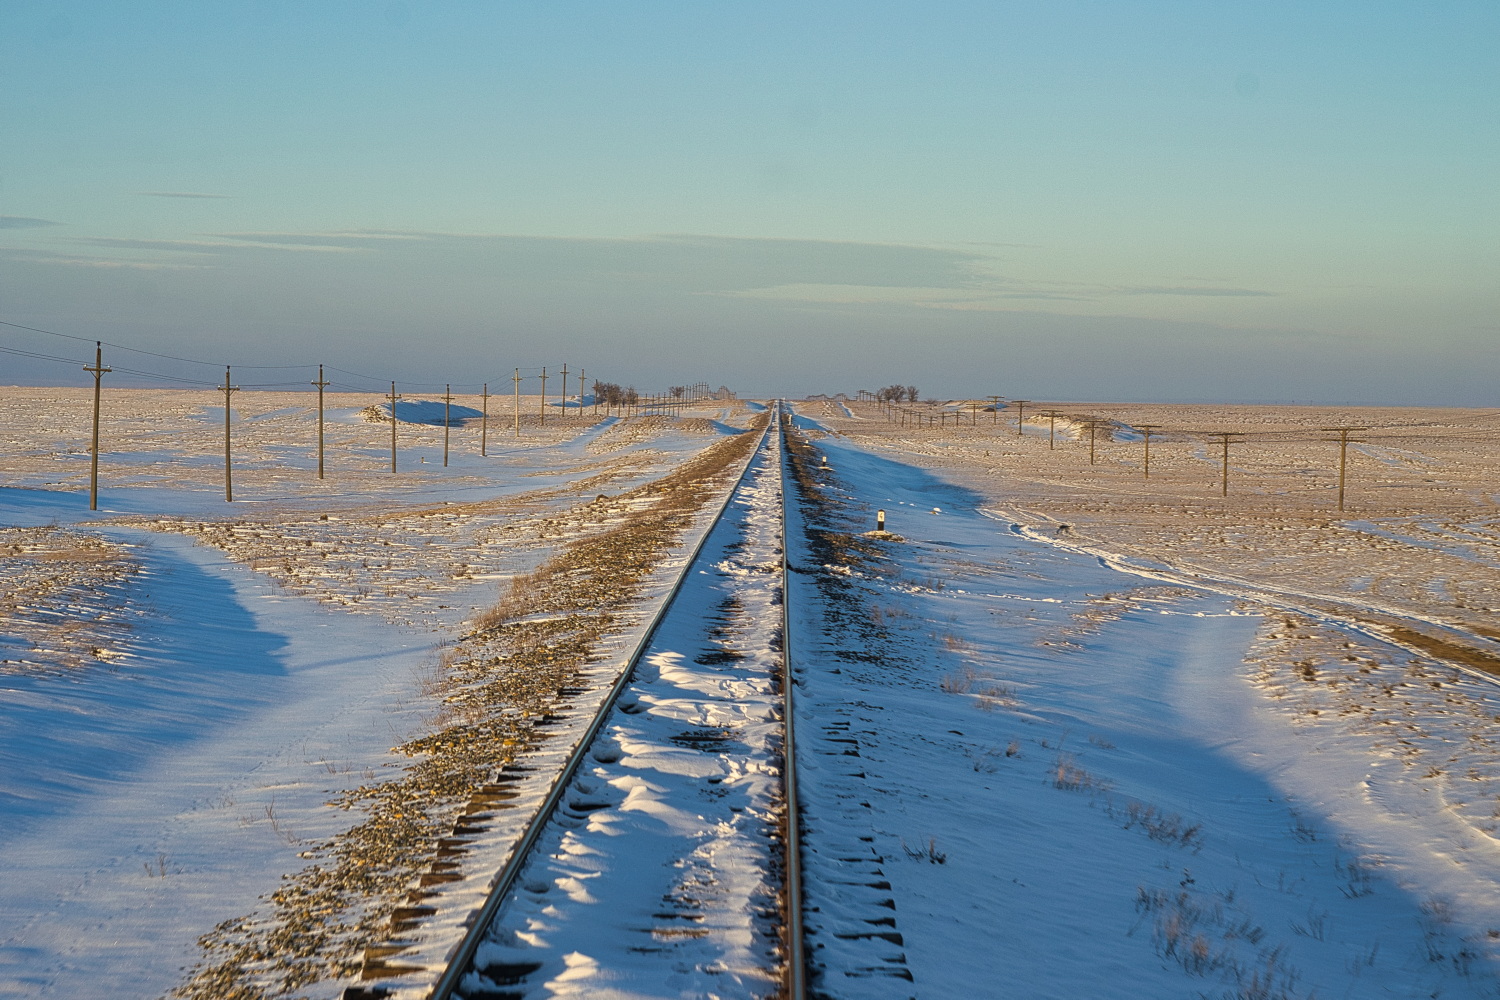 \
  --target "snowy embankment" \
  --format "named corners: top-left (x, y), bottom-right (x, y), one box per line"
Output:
top-left (0, 405), bottom-right (752, 1000)
top-left (786, 408), bottom-right (1500, 999)
top-left (453, 429), bottom-right (788, 999)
